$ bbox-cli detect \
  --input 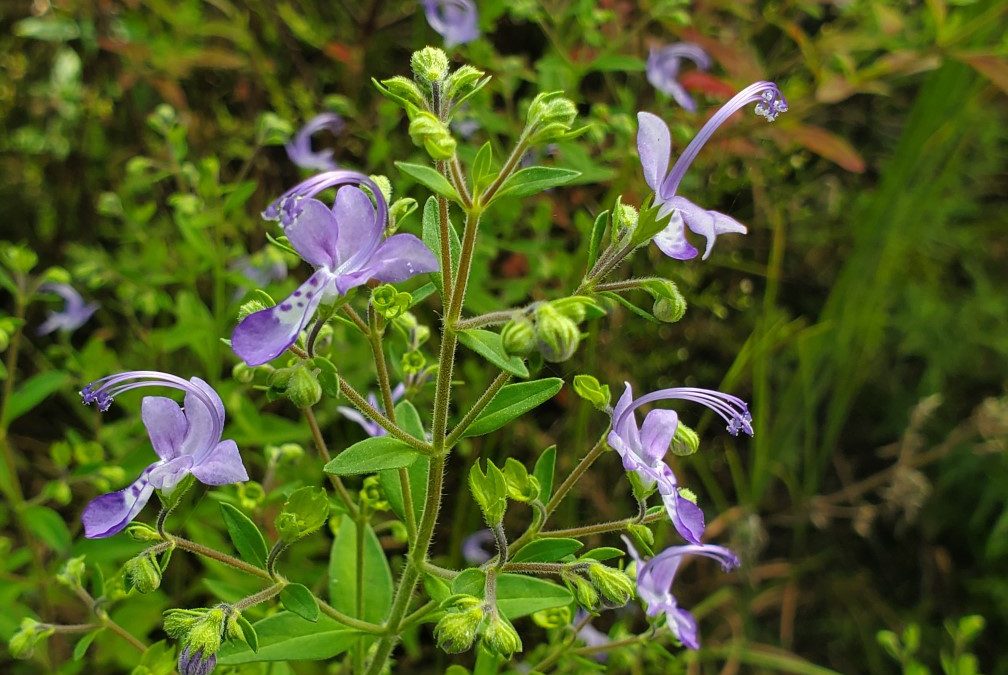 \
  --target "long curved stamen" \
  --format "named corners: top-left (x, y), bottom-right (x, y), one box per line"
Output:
top-left (81, 371), bottom-right (225, 458)
top-left (651, 543), bottom-right (741, 573)
top-left (650, 43), bottom-right (712, 72)
top-left (614, 386), bottom-right (753, 437)
top-left (660, 81), bottom-right (788, 199)
top-left (262, 170), bottom-right (389, 231)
